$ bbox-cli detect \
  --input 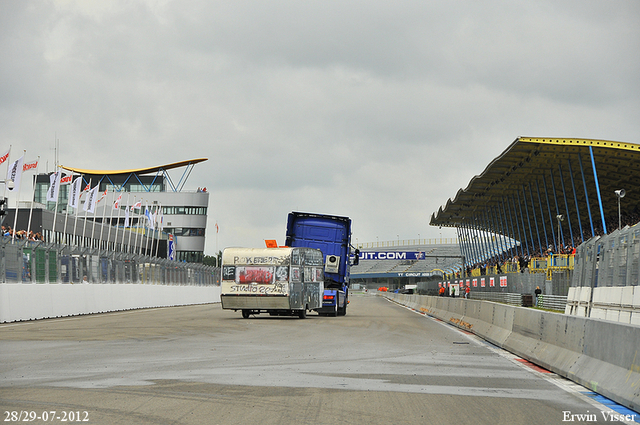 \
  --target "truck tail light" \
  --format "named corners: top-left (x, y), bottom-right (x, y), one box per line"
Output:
top-left (323, 295), bottom-right (335, 300)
